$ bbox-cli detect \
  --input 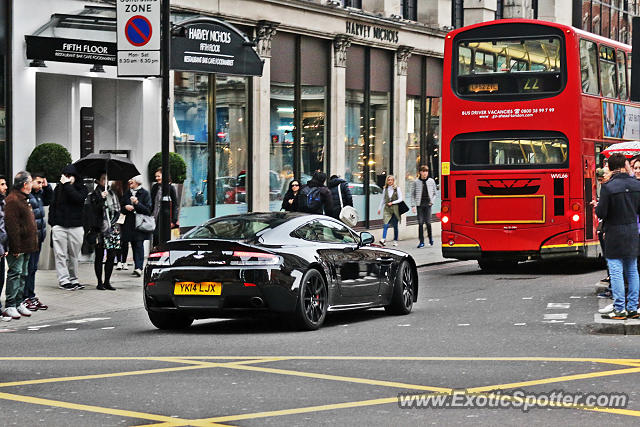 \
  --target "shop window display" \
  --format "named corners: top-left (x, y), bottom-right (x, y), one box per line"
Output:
top-left (174, 72), bottom-right (249, 227)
